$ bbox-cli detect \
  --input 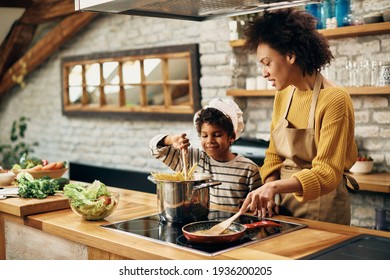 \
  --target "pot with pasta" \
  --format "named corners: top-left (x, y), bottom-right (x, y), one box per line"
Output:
top-left (148, 166), bottom-right (221, 223)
